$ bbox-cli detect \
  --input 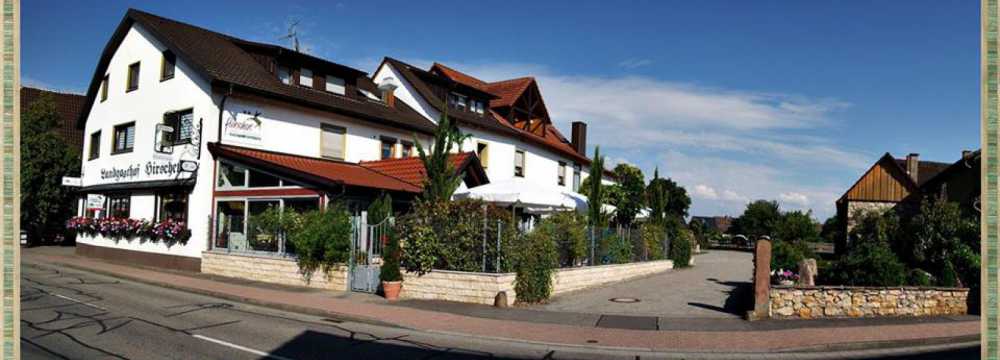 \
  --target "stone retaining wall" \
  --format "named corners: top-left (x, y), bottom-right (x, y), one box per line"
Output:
top-left (401, 270), bottom-right (517, 305)
top-left (769, 286), bottom-right (969, 319)
top-left (551, 260), bottom-right (674, 295)
top-left (401, 260), bottom-right (674, 305)
top-left (201, 251), bottom-right (347, 291)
